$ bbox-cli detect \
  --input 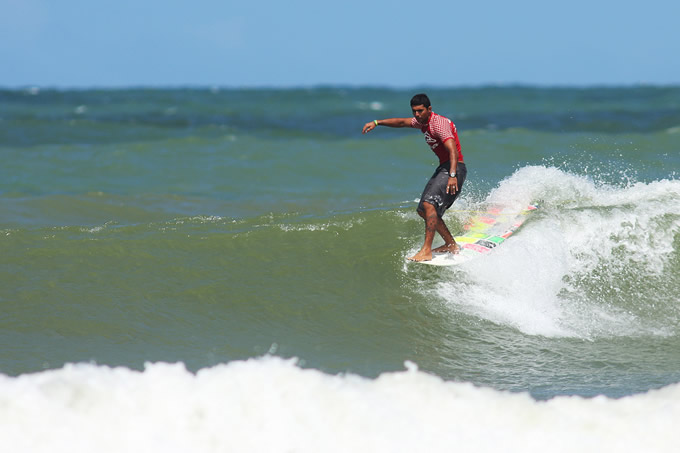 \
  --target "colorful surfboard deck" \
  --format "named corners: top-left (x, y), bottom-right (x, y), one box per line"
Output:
top-left (412, 204), bottom-right (539, 266)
